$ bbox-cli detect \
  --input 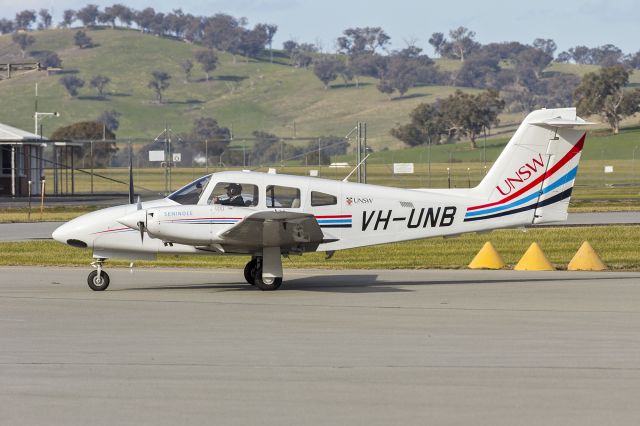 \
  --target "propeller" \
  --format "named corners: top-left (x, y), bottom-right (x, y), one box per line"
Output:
top-left (137, 219), bottom-right (146, 243)
top-left (116, 209), bottom-right (148, 244)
